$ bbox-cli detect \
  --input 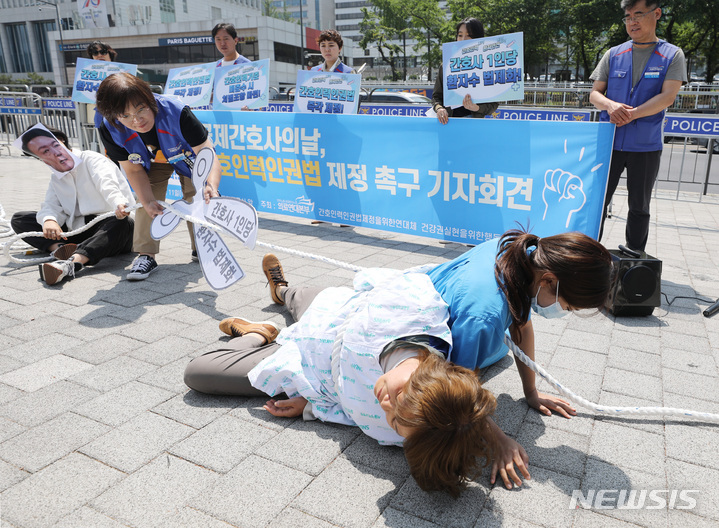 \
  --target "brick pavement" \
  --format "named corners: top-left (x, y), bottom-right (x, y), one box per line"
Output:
top-left (0, 153), bottom-right (718, 528)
